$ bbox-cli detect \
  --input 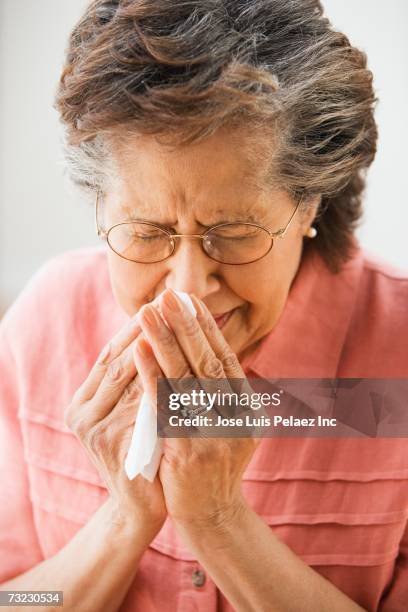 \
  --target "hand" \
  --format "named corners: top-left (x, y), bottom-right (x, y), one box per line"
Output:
top-left (133, 289), bottom-right (260, 528)
top-left (64, 312), bottom-right (167, 532)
